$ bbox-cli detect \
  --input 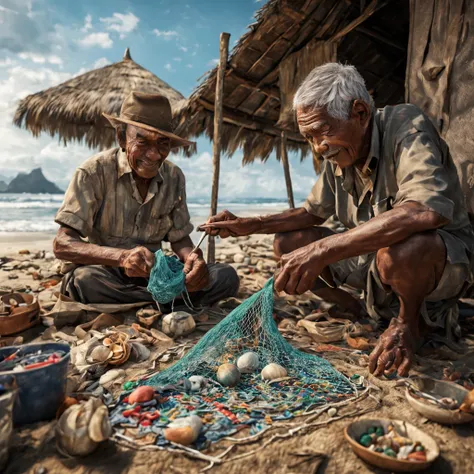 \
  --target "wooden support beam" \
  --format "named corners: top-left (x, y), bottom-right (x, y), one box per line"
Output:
top-left (197, 98), bottom-right (306, 143)
top-left (329, 0), bottom-right (392, 43)
top-left (227, 69), bottom-right (280, 99)
top-left (208, 32), bottom-right (230, 264)
top-left (281, 131), bottom-right (295, 209)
